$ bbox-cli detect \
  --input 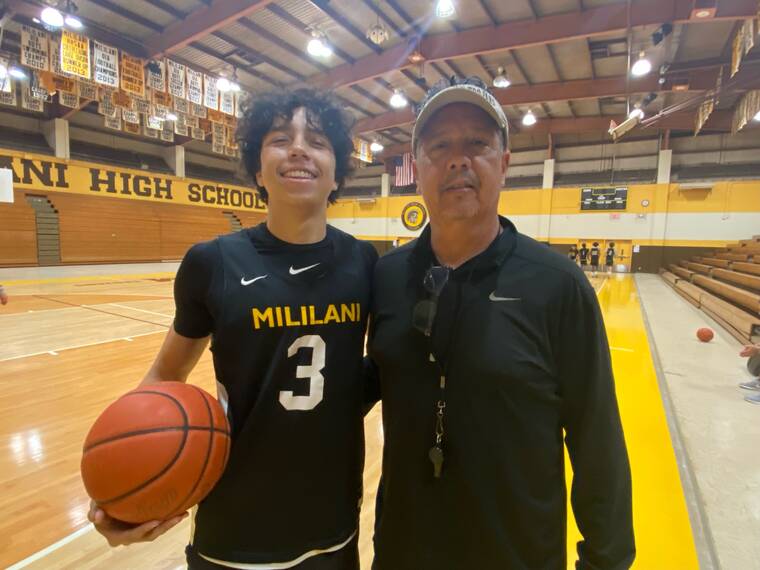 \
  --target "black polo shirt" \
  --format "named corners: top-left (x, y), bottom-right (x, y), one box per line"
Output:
top-left (368, 216), bottom-right (634, 570)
